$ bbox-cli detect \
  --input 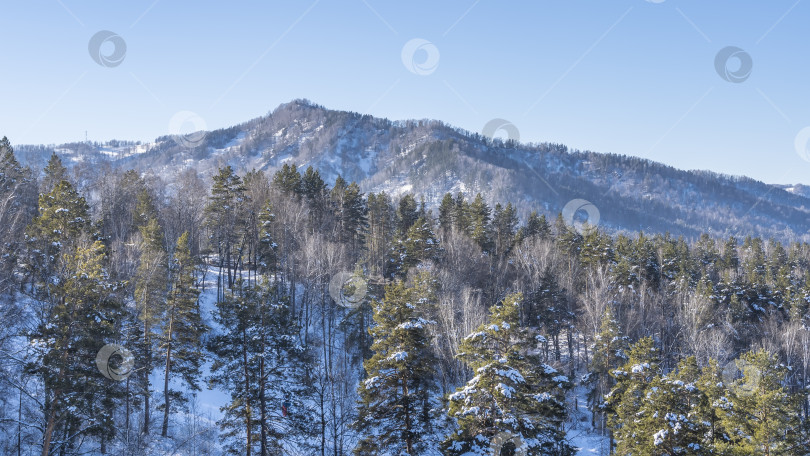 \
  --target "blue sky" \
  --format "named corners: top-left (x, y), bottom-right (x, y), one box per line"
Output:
top-left (2, 1), bottom-right (809, 184)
